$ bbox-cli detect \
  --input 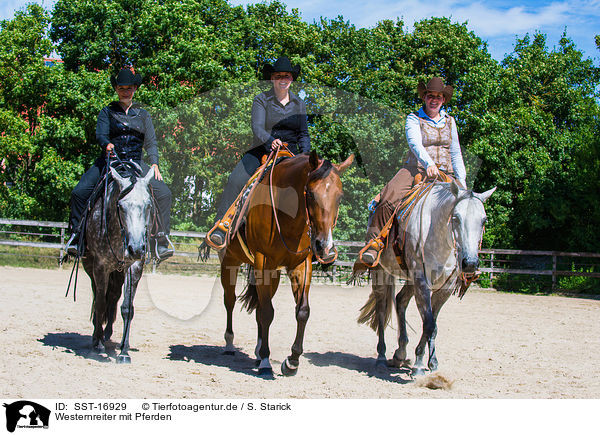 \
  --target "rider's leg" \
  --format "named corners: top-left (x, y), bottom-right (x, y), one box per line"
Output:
top-left (361, 166), bottom-right (417, 266)
top-left (148, 173), bottom-right (174, 260)
top-left (67, 162), bottom-right (103, 255)
top-left (209, 149), bottom-right (263, 247)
